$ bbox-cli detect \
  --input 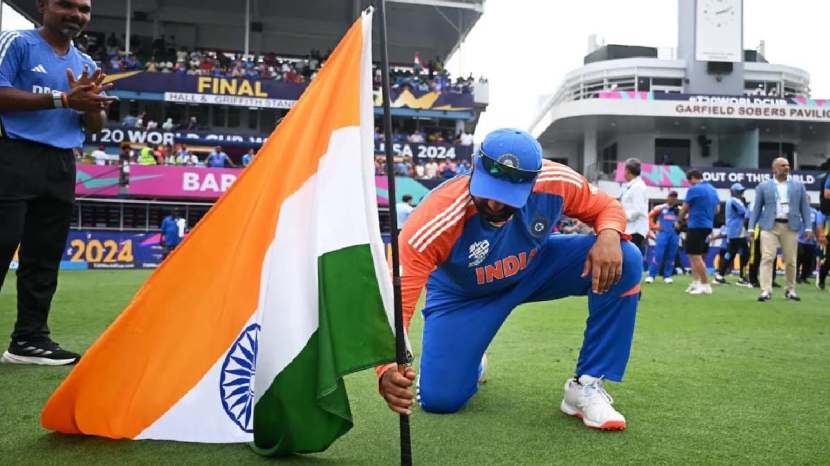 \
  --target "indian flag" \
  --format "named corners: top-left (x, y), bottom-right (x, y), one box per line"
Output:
top-left (41, 9), bottom-right (397, 456)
